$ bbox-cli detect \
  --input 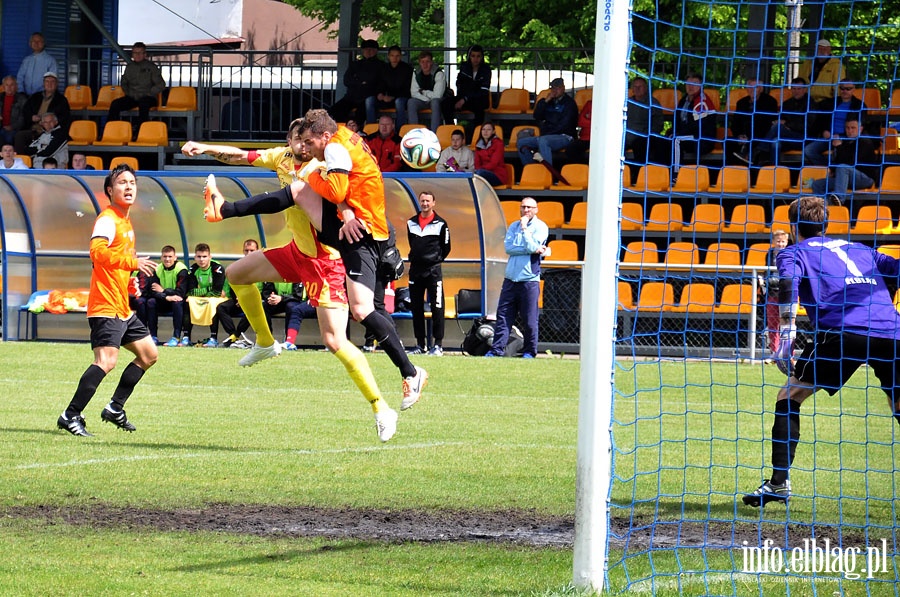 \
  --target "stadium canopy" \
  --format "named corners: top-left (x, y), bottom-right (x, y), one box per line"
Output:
top-left (0, 171), bottom-right (506, 340)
